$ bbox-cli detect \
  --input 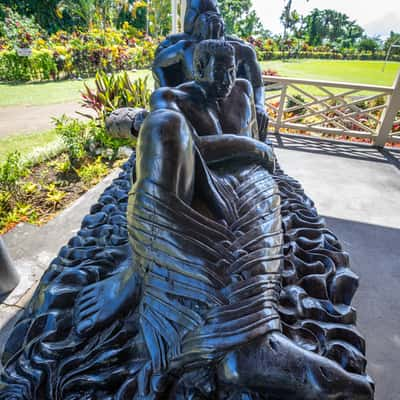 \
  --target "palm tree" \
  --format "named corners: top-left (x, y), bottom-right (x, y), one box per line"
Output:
top-left (57, 0), bottom-right (96, 27)
top-left (281, 0), bottom-right (308, 58)
top-left (57, 0), bottom-right (132, 28)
